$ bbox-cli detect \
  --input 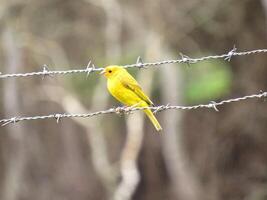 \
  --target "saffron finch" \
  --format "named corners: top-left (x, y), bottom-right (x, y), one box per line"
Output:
top-left (101, 65), bottom-right (162, 131)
